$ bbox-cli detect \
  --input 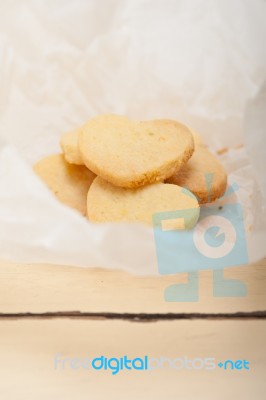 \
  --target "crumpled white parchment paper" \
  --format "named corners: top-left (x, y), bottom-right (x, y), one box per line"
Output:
top-left (0, 0), bottom-right (265, 275)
